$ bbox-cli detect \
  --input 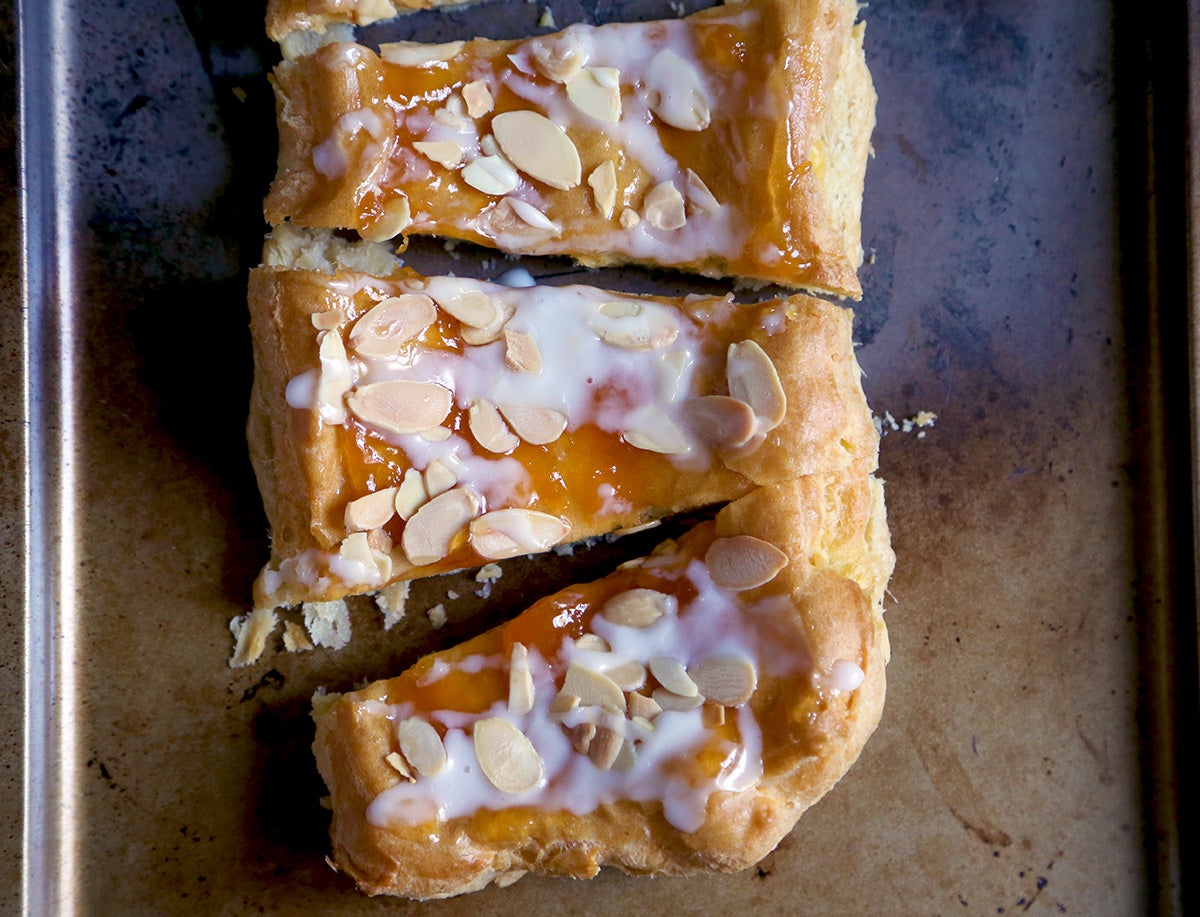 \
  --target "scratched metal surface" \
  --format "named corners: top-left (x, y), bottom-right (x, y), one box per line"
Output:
top-left (13, 0), bottom-right (1152, 912)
